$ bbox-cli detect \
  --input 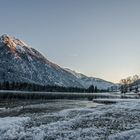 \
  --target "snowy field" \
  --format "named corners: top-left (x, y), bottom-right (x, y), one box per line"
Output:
top-left (0, 99), bottom-right (140, 140)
